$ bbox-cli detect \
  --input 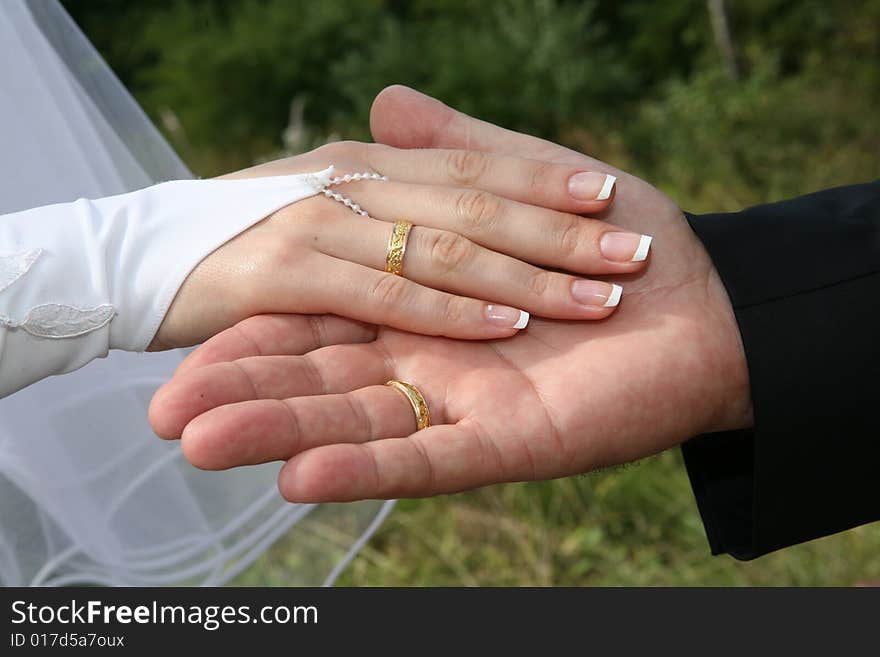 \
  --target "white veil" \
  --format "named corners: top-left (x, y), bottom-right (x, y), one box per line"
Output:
top-left (0, 0), bottom-right (392, 586)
